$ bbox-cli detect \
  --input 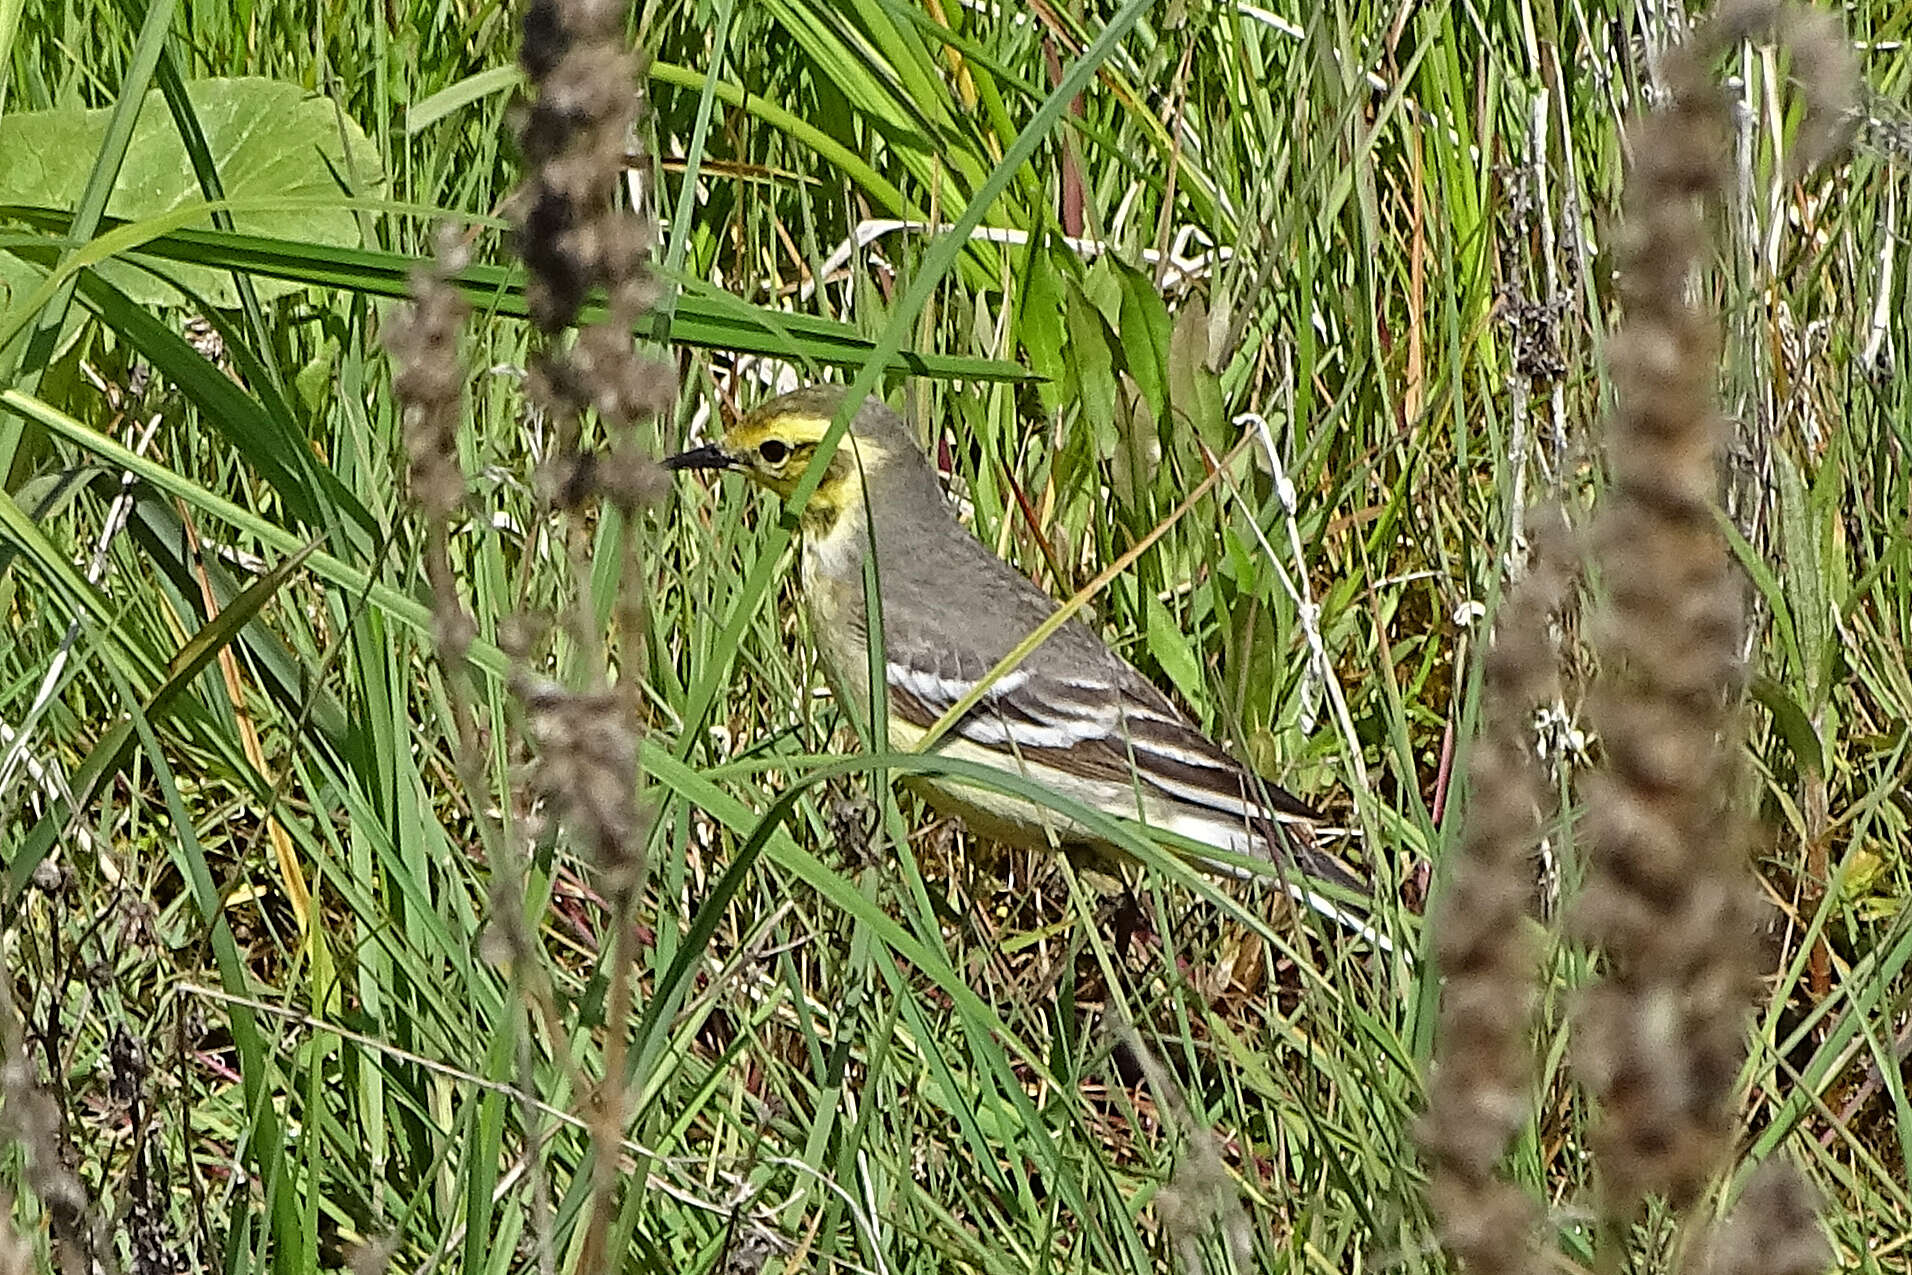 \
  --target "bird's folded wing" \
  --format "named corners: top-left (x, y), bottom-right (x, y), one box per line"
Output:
top-left (879, 634), bottom-right (1322, 826)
